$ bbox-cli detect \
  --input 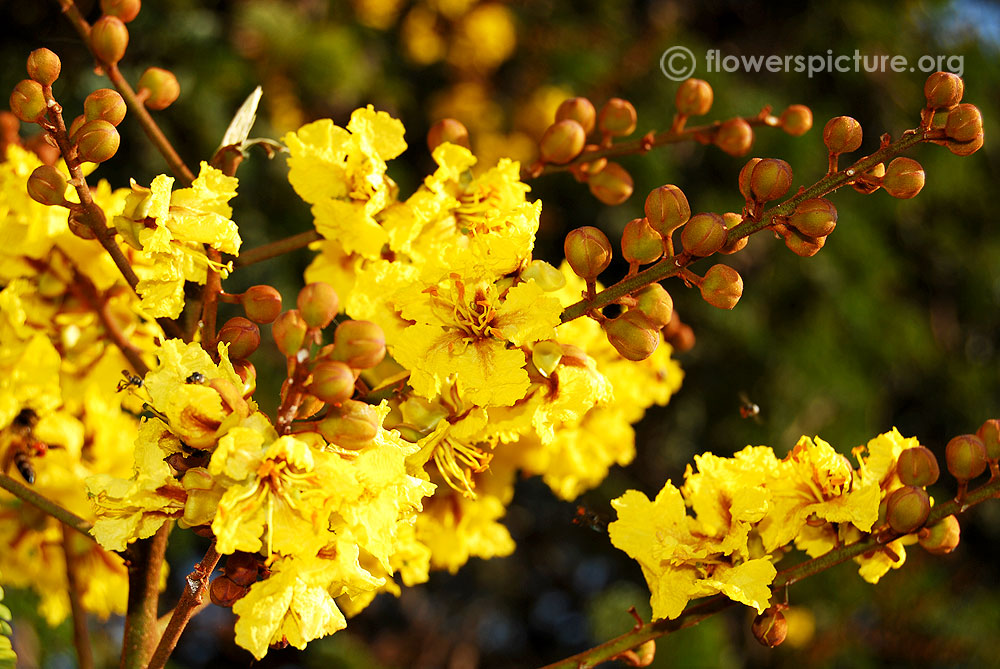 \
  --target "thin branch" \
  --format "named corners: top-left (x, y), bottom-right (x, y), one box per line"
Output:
top-left (233, 230), bottom-right (321, 268)
top-left (199, 249), bottom-right (223, 353)
top-left (62, 523), bottom-right (95, 669)
top-left (0, 473), bottom-right (92, 538)
top-left (120, 523), bottom-right (170, 669)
